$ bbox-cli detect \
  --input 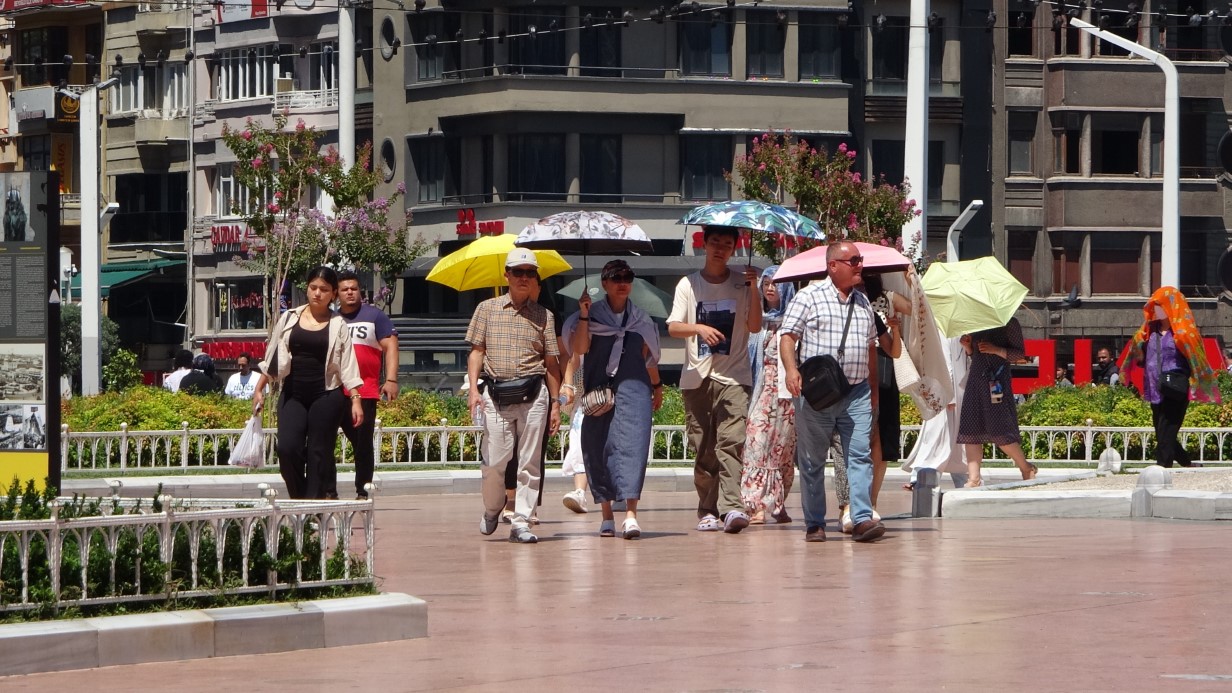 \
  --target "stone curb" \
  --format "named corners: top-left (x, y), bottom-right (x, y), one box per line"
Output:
top-left (0, 592), bottom-right (427, 677)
